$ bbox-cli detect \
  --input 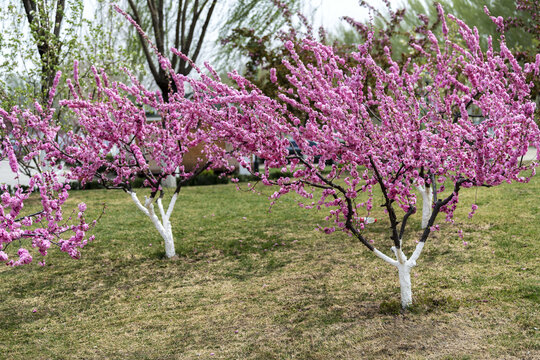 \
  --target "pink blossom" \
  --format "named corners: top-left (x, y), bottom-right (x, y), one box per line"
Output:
top-left (270, 68), bottom-right (277, 83)
top-left (0, 95), bottom-right (97, 266)
top-left (468, 204), bottom-right (479, 219)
